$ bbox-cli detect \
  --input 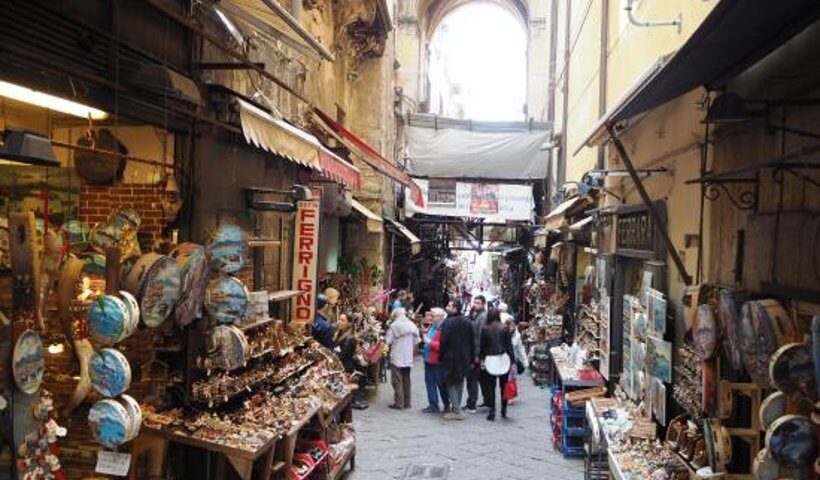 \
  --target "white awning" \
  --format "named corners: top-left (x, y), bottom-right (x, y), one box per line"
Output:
top-left (569, 216), bottom-right (594, 231)
top-left (386, 218), bottom-right (421, 255)
top-left (351, 199), bottom-right (383, 233)
top-left (238, 99), bottom-right (320, 169)
top-left (542, 196), bottom-right (587, 231)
